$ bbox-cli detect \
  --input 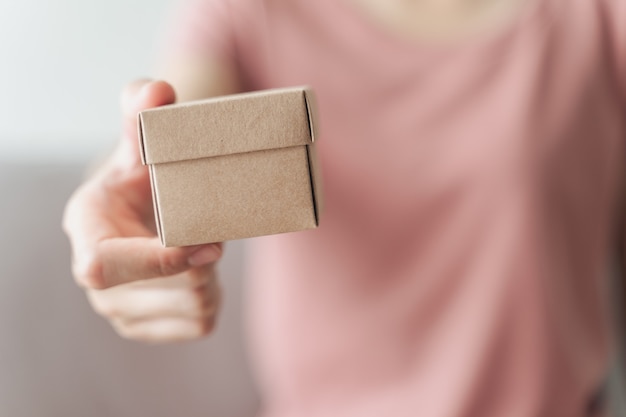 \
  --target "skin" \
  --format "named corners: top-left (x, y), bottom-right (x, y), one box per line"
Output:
top-left (64, 39), bottom-right (241, 343)
top-left (347, 0), bottom-right (534, 40)
top-left (63, 79), bottom-right (232, 343)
